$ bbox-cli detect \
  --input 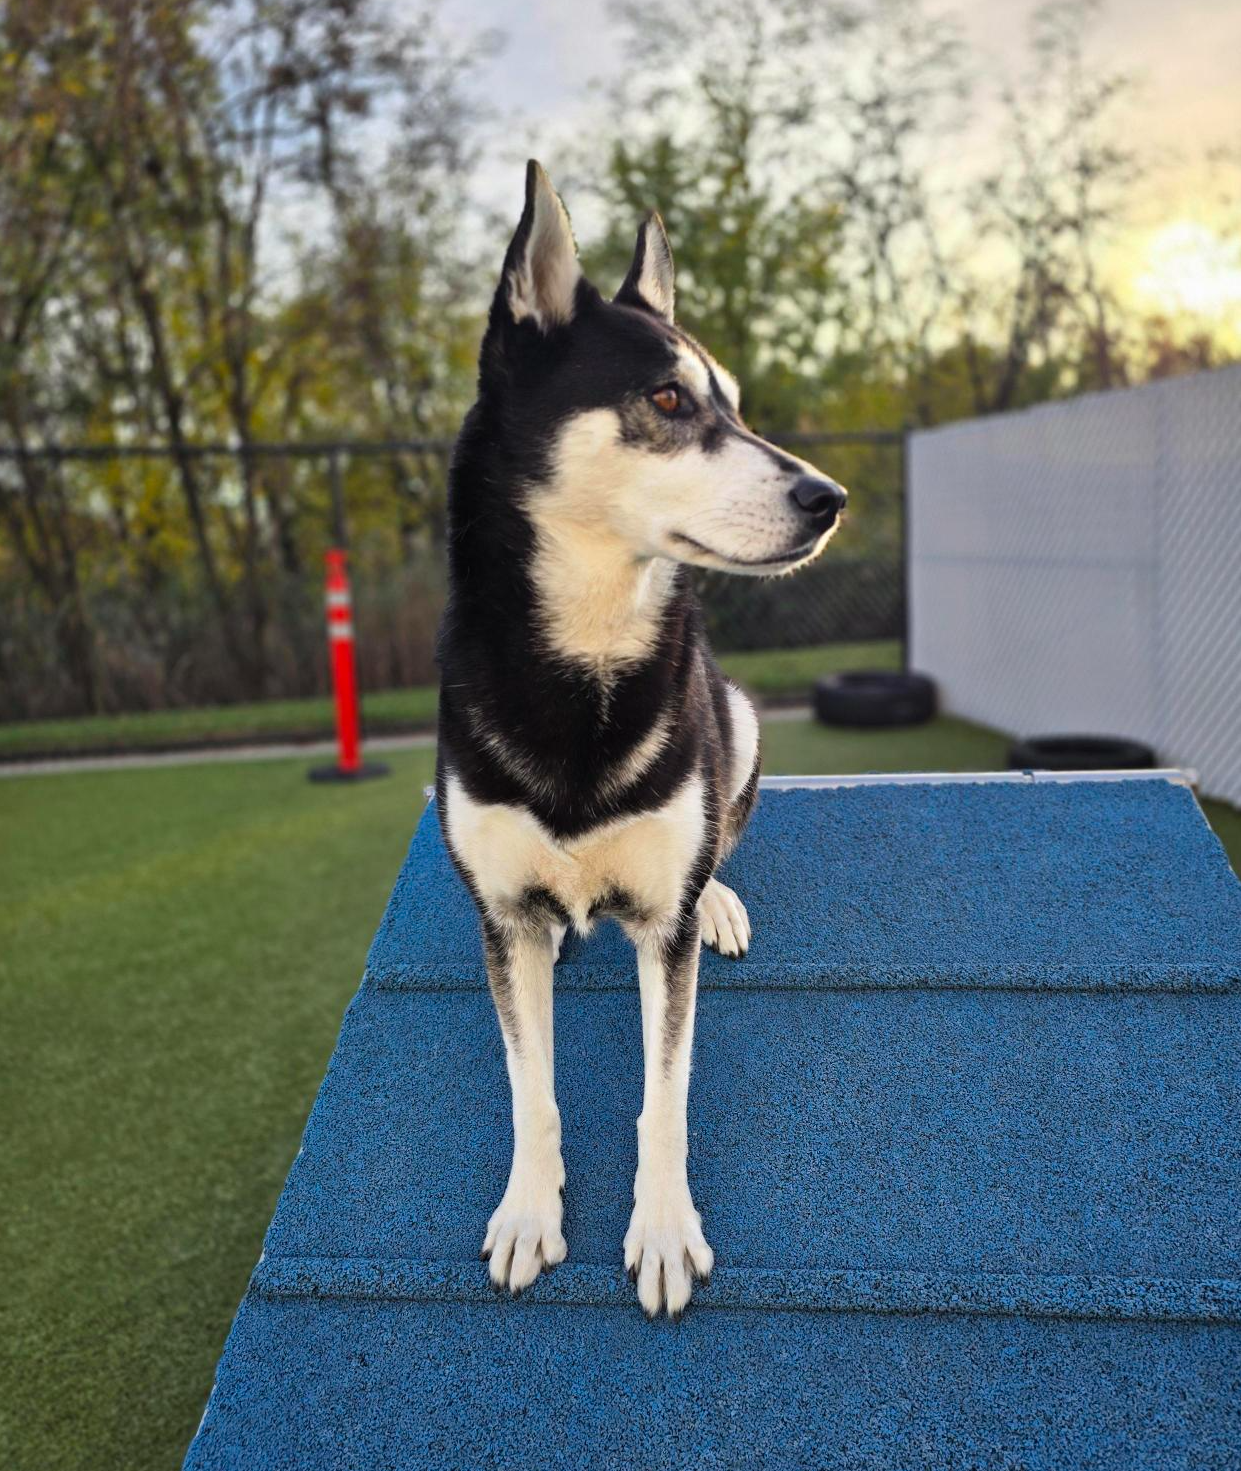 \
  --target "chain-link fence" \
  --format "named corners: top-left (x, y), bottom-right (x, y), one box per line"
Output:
top-left (0, 429), bottom-right (905, 721)
top-left (909, 363), bottom-right (1241, 804)
top-left (695, 431), bottom-right (905, 652)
